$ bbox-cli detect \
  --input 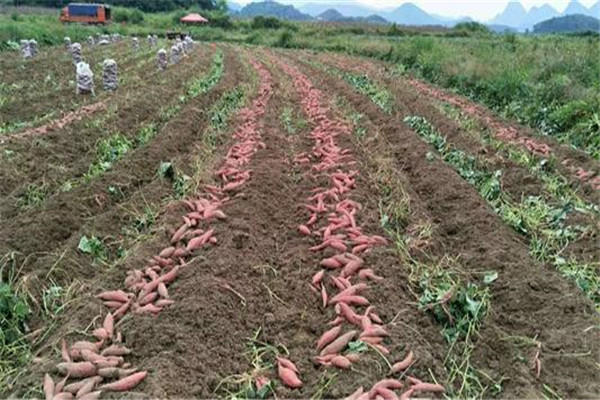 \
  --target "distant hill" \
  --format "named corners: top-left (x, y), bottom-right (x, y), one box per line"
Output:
top-left (228, 1), bottom-right (243, 12)
top-left (300, 2), bottom-right (376, 18)
top-left (382, 3), bottom-right (441, 26)
top-left (490, 2), bottom-right (528, 28)
top-left (490, 0), bottom-right (600, 30)
top-left (238, 1), bottom-right (313, 21)
top-left (534, 13), bottom-right (600, 33)
top-left (317, 9), bottom-right (389, 25)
